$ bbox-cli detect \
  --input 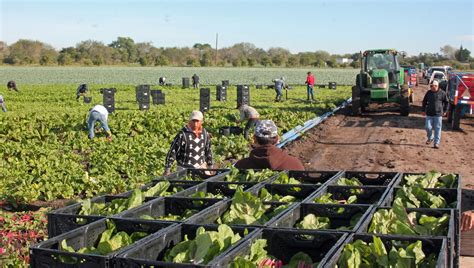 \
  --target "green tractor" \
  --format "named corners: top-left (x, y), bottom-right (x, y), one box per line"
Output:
top-left (352, 49), bottom-right (410, 116)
